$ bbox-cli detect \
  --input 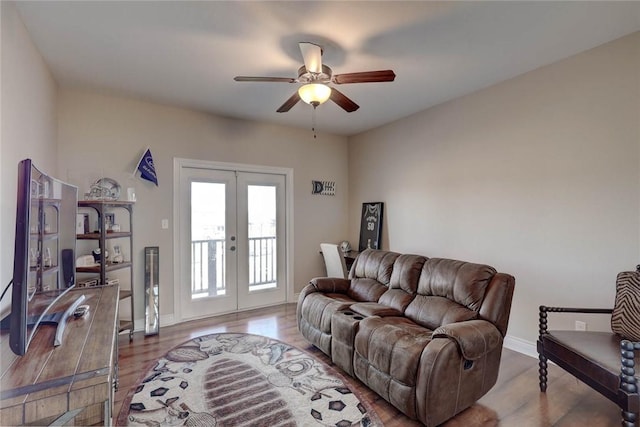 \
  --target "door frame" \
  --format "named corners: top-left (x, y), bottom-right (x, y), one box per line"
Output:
top-left (172, 157), bottom-right (294, 323)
